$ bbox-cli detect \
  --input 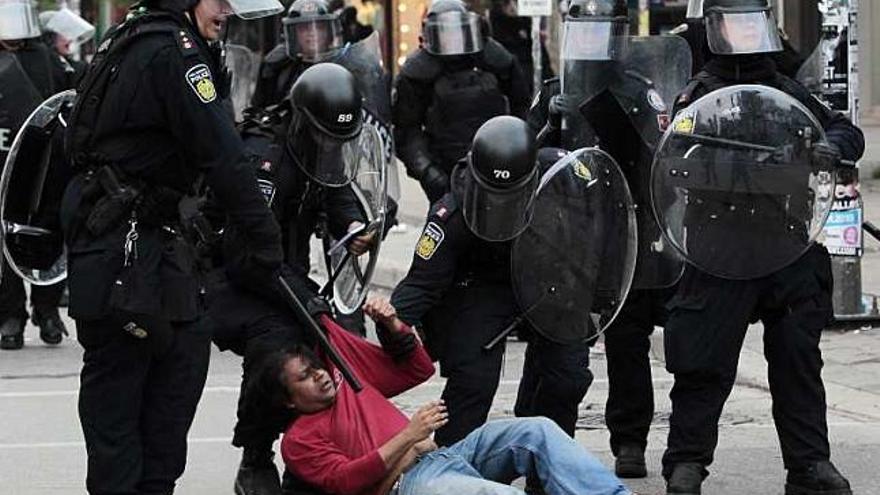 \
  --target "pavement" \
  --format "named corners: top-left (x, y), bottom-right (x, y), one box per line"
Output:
top-left (4, 127), bottom-right (880, 494)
